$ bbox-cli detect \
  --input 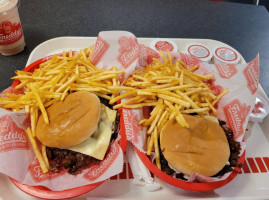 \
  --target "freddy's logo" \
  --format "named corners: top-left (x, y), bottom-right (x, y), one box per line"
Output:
top-left (91, 36), bottom-right (110, 65)
top-left (28, 158), bottom-right (66, 183)
top-left (117, 36), bottom-right (139, 69)
top-left (215, 63), bottom-right (237, 79)
top-left (0, 115), bottom-right (29, 152)
top-left (138, 44), bottom-right (160, 67)
top-left (179, 53), bottom-right (201, 68)
top-left (190, 46), bottom-right (204, 54)
top-left (243, 57), bottom-right (259, 95)
top-left (84, 142), bottom-right (120, 181)
top-left (224, 99), bottom-right (251, 140)
top-left (122, 109), bottom-right (143, 143)
top-left (0, 21), bottom-right (23, 45)
top-left (155, 41), bottom-right (174, 51)
top-left (210, 84), bottom-right (224, 96)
